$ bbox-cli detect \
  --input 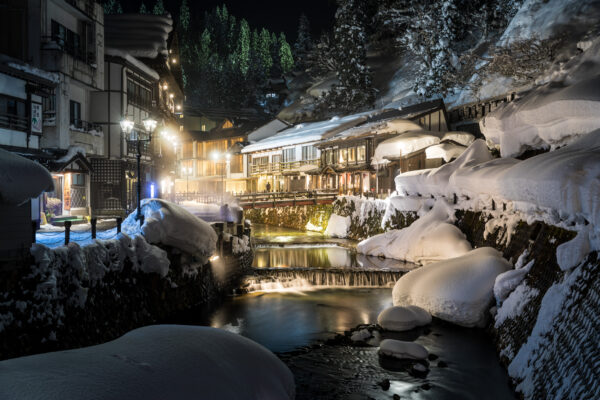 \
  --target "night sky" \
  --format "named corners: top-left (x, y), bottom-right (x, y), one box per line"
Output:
top-left (122, 0), bottom-right (339, 41)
